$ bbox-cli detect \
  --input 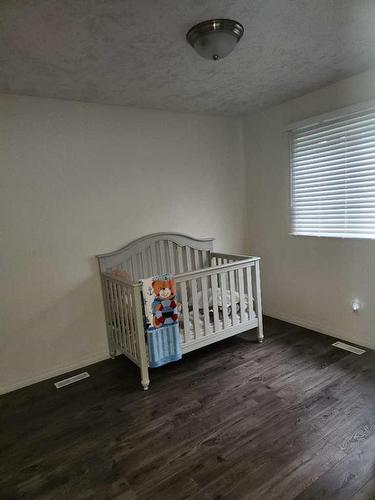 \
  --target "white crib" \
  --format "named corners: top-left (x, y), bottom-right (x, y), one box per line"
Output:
top-left (97, 233), bottom-right (263, 390)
